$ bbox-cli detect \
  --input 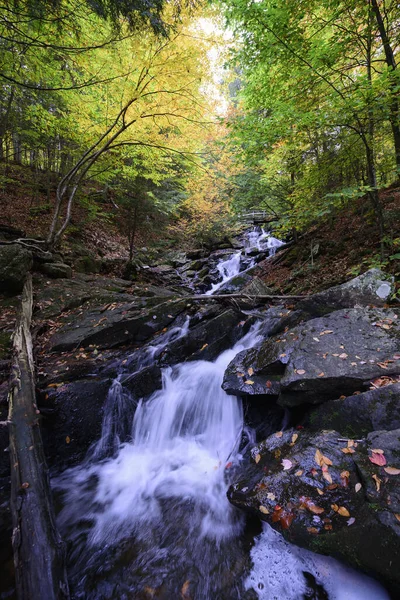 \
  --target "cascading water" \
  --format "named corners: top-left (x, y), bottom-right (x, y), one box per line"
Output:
top-left (54, 323), bottom-right (265, 599)
top-left (53, 229), bottom-right (390, 599)
top-left (206, 251), bottom-right (242, 295)
top-left (206, 228), bottom-right (284, 295)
